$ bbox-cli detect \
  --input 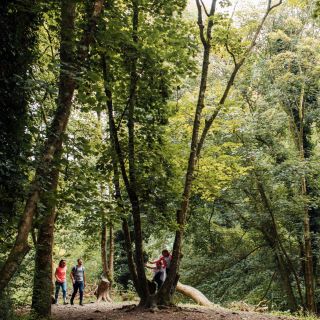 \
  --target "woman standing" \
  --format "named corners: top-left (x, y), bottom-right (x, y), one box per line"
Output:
top-left (54, 259), bottom-right (68, 305)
